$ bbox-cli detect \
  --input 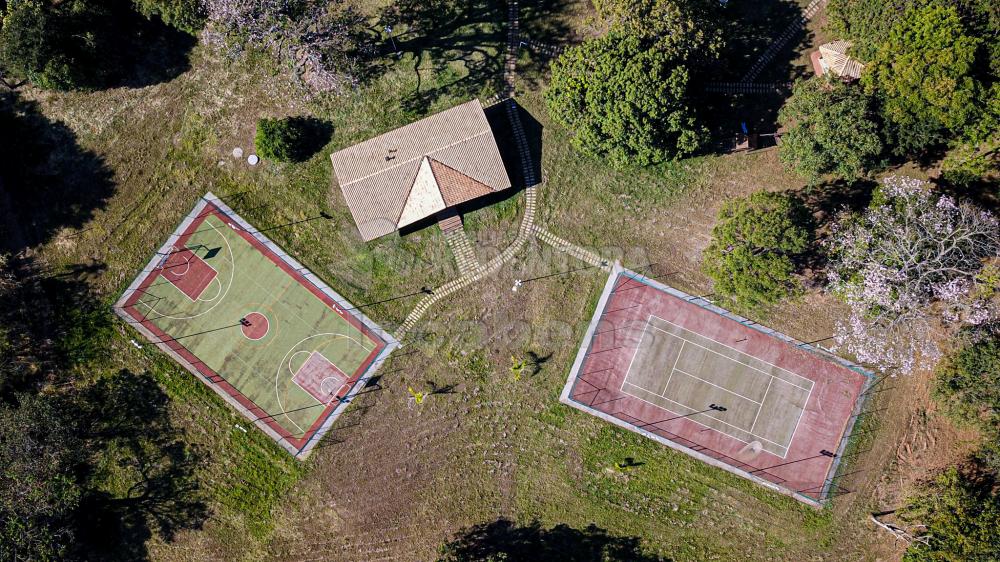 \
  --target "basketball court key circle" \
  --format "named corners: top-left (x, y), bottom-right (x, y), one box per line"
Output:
top-left (241, 312), bottom-right (269, 340)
